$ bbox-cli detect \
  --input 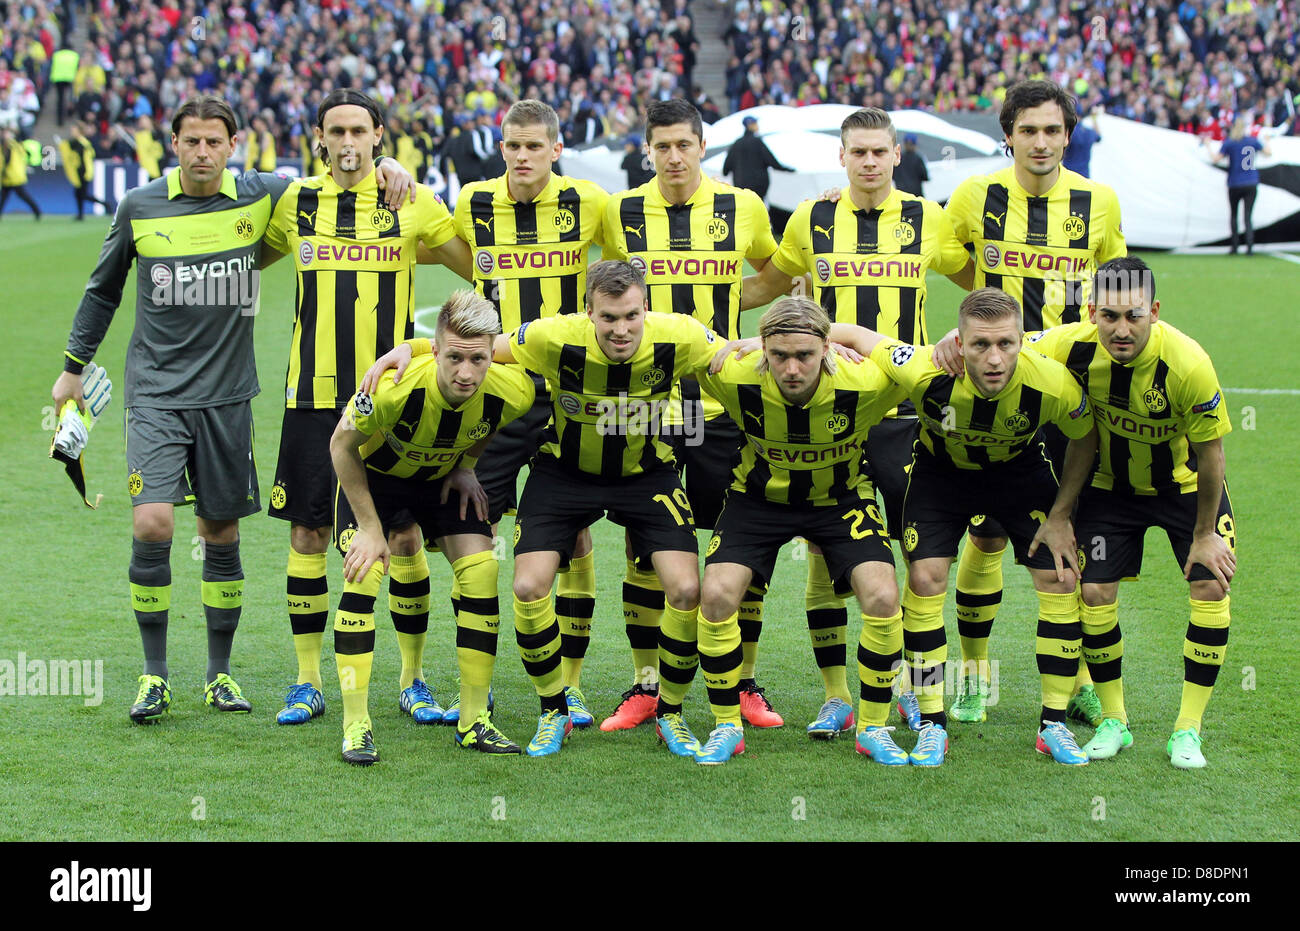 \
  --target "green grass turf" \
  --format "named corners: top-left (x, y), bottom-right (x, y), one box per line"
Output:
top-left (1, 216), bottom-right (1298, 841)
